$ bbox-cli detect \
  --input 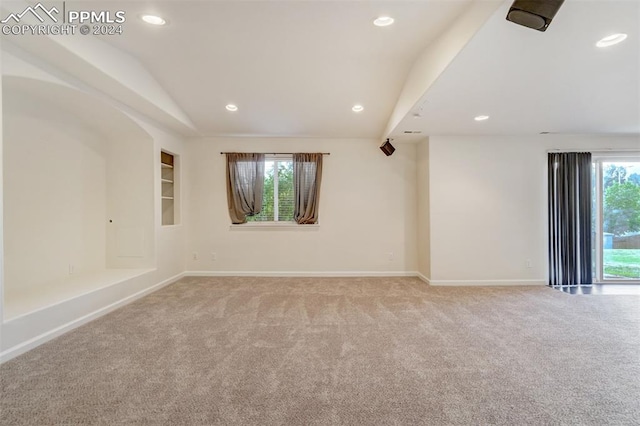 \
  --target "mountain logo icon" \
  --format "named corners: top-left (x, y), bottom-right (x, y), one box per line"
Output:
top-left (1, 3), bottom-right (60, 24)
